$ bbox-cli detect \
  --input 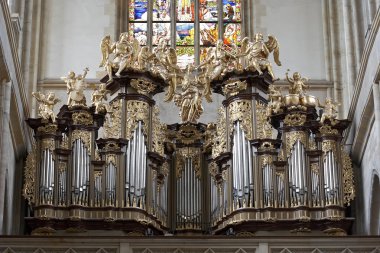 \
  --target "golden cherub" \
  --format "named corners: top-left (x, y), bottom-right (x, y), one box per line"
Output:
top-left (32, 91), bottom-right (60, 122)
top-left (267, 84), bottom-right (283, 115)
top-left (320, 98), bottom-right (340, 124)
top-left (91, 83), bottom-right (109, 114)
top-left (286, 71), bottom-right (309, 96)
